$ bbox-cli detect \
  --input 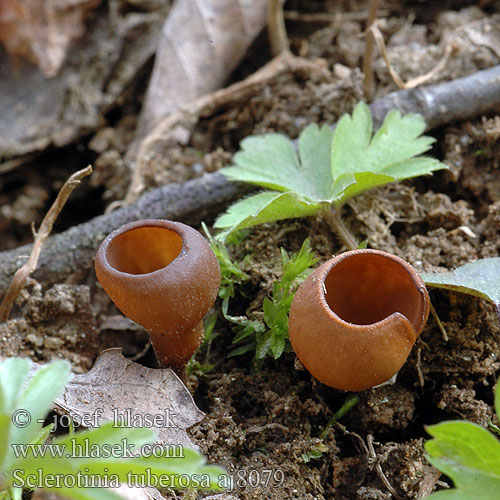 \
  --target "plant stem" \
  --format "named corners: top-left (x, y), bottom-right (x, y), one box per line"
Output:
top-left (322, 207), bottom-right (358, 250)
top-left (320, 395), bottom-right (359, 440)
top-left (267, 0), bottom-right (289, 56)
